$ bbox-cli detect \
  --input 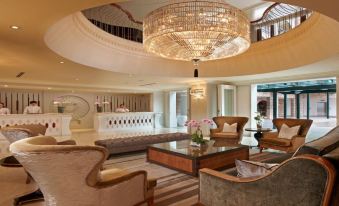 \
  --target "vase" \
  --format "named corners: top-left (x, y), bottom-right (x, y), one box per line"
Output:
top-left (190, 141), bottom-right (201, 147)
top-left (257, 124), bottom-right (262, 129)
top-left (97, 106), bottom-right (103, 113)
